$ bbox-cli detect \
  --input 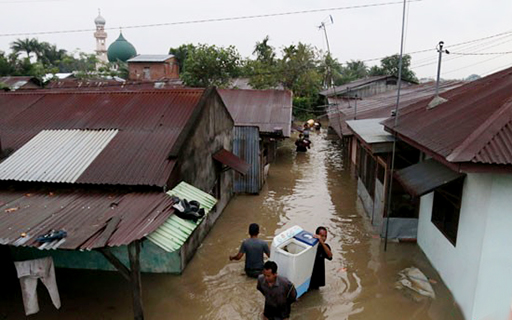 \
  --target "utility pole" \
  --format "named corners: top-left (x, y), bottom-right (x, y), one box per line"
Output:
top-left (384, 0), bottom-right (408, 252)
top-left (319, 15), bottom-right (334, 88)
top-left (435, 41), bottom-right (450, 97)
